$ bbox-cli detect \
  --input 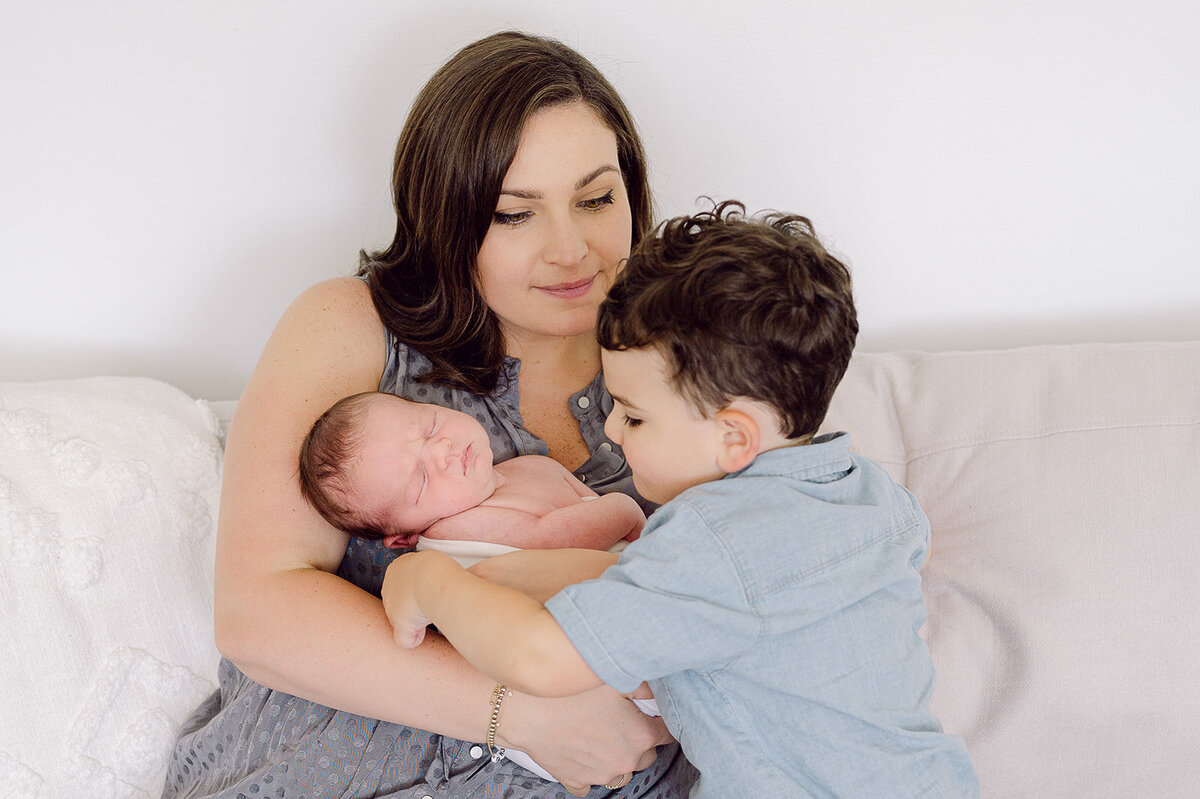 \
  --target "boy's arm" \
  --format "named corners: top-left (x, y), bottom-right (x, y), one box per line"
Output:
top-left (383, 550), bottom-right (604, 697)
top-left (469, 548), bottom-right (621, 603)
